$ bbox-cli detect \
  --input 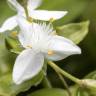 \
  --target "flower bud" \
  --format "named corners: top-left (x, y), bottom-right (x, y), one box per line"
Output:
top-left (81, 79), bottom-right (96, 95)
